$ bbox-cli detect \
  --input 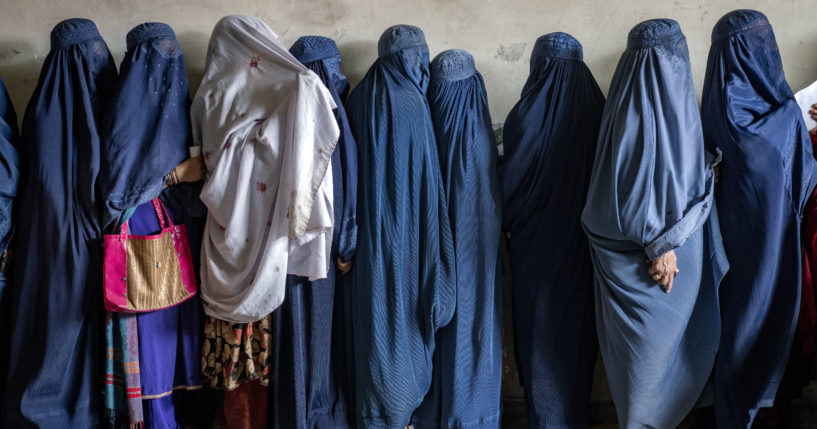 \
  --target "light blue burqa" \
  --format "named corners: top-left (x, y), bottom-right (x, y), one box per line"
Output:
top-left (581, 18), bottom-right (729, 428)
